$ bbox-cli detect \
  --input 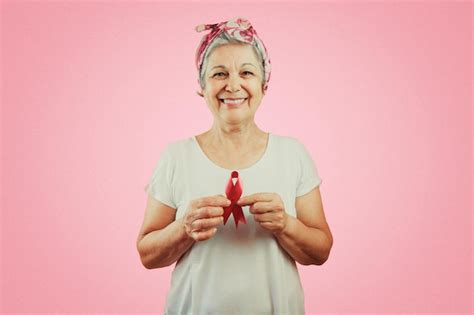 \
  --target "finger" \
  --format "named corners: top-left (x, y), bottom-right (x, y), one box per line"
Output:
top-left (192, 227), bottom-right (217, 241)
top-left (193, 206), bottom-right (224, 220)
top-left (196, 195), bottom-right (231, 208)
top-left (191, 216), bottom-right (224, 231)
top-left (253, 212), bottom-right (274, 223)
top-left (237, 193), bottom-right (274, 206)
top-left (249, 201), bottom-right (277, 214)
